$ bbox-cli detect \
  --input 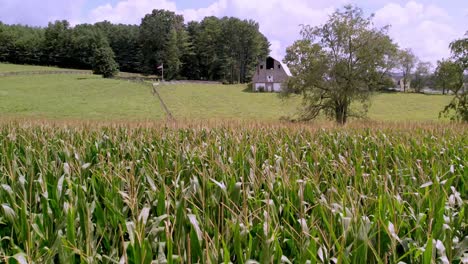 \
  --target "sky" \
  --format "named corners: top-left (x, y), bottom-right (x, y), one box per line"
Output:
top-left (0, 0), bottom-right (467, 66)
